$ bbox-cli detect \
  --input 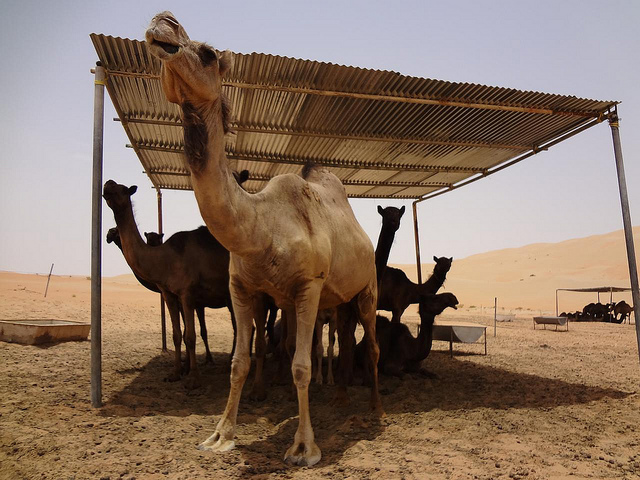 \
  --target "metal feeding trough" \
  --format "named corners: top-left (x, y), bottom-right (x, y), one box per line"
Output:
top-left (0, 319), bottom-right (91, 345)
